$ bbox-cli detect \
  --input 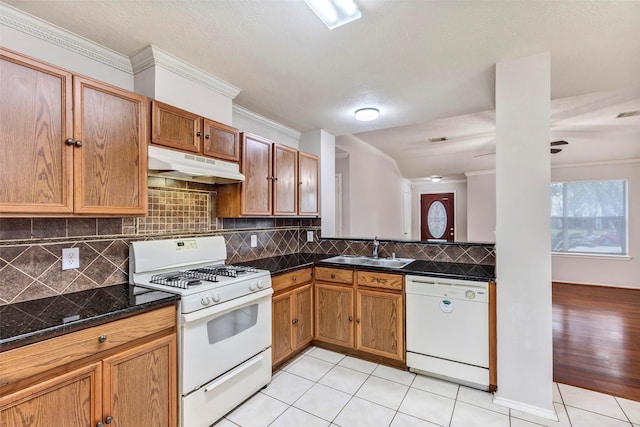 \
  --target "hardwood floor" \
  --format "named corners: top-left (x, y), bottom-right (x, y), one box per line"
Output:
top-left (553, 282), bottom-right (640, 402)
